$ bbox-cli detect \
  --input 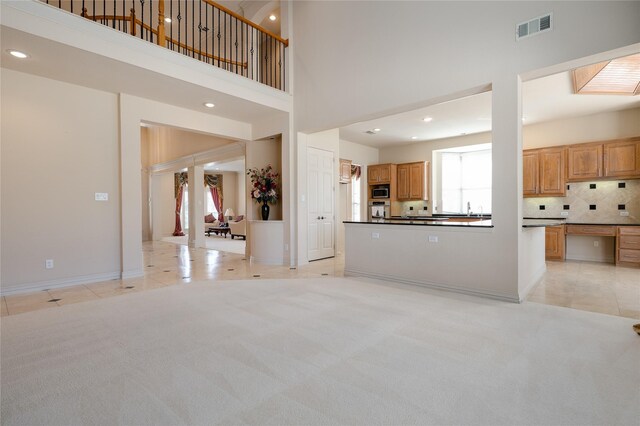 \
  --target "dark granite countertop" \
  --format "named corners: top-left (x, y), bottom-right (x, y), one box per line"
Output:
top-left (344, 219), bottom-right (494, 228)
top-left (524, 217), bottom-right (640, 226)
